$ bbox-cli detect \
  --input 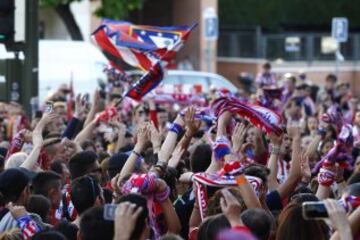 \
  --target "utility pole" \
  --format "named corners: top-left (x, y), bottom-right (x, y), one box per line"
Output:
top-left (22, 0), bottom-right (39, 116)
